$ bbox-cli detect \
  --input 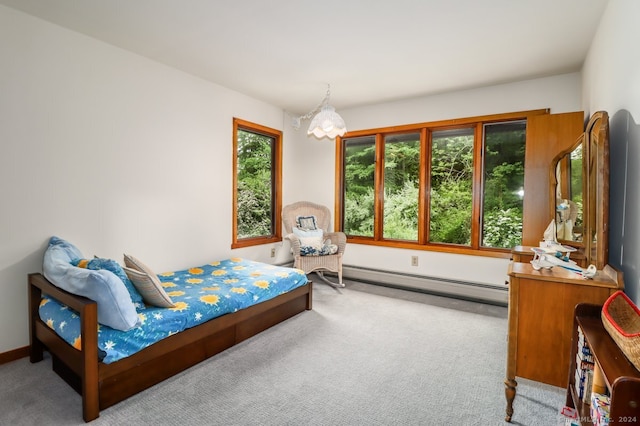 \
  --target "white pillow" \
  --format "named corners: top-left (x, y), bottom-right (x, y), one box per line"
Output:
top-left (293, 227), bottom-right (323, 250)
